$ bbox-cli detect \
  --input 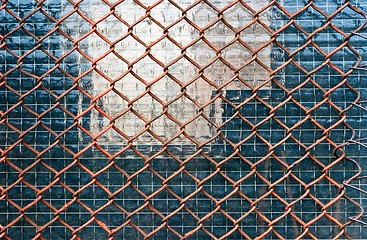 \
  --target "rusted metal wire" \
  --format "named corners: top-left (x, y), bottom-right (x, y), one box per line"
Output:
top-left (344, 55), bottom-right (367, 230)
top-left (1, 0), bottom-right (367, 239)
